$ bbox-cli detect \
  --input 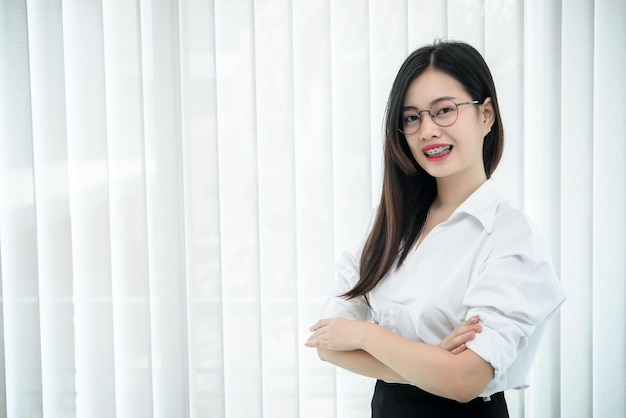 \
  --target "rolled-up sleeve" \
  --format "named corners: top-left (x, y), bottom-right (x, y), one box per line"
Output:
top-left (463, 214), bottom-right (566, 382)
top-left (320, 250), bottom-right (372, 320)
top-left (320, 209), bottom-right (376, 321)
